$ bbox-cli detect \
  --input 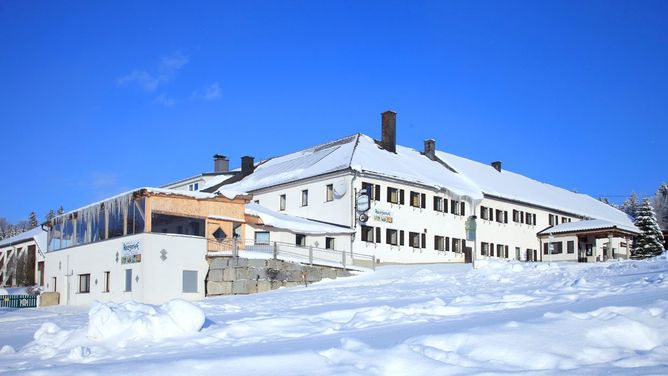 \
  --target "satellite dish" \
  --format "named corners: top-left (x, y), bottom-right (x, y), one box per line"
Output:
top-left (333, 179), bottom-right (348, 199)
